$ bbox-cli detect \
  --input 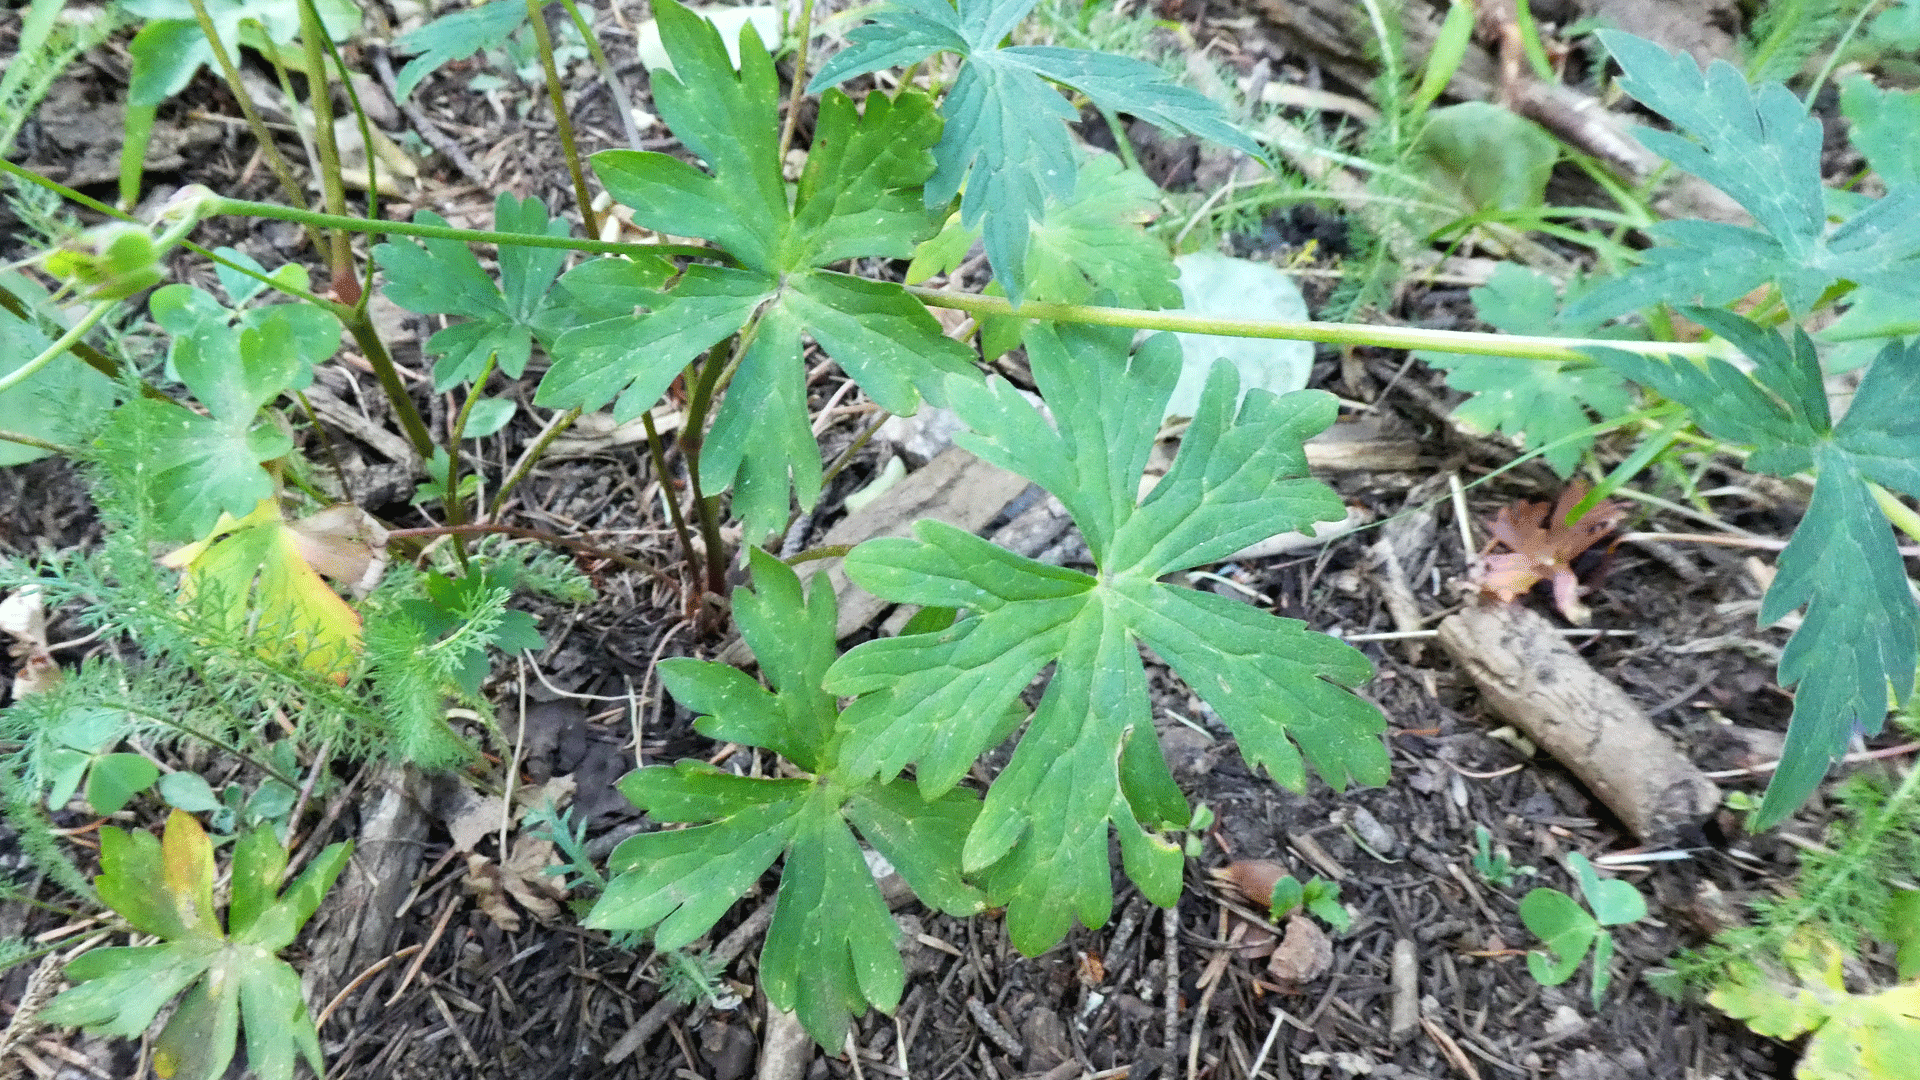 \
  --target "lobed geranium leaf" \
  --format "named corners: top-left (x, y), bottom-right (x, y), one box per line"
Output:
top-left (1570, 33), bottom-right (1920, 321)
top-left (825, 323), bottom-right (1386, 953)
top-left (540, 0), bottom-right (972, 538)
top-left (661, 549), bottom-right (840, 771)
top-left (1588, 324), bottom-right (1920, 826)
top-left (375, 193), bottom-right (577, 389)
top-left (41, 813), bottom-right (348, 1080)
top-left (760, 794), bottom-right (907, 1052)
top-left (810, 0), bottom-right (1258, 303)
top-left (101, 300), bottom-right (316, 540)
top-left (1418, 264), bottom-right (1637, 477)
top-left (592, 555), bottom-right (983, 1048)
